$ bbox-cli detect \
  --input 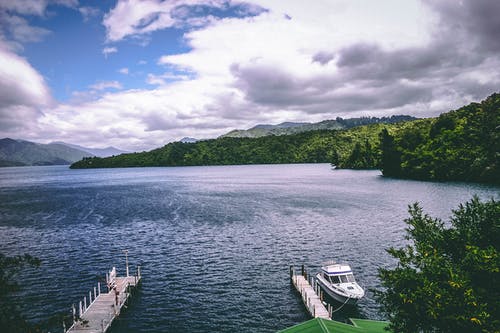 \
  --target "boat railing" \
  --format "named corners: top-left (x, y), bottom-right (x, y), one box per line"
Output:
top-left (322, 260), bottom-right (337, 266)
